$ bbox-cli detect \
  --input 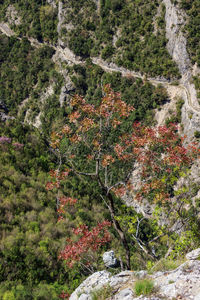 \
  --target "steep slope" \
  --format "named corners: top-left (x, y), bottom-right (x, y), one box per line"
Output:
top-left (0, 0), bottom-right (200, 298)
